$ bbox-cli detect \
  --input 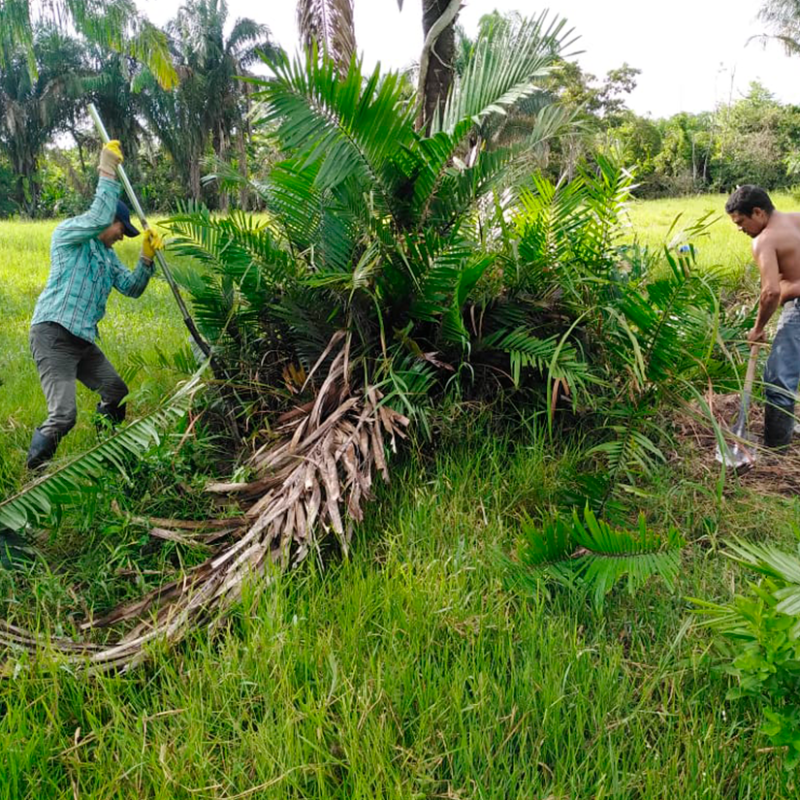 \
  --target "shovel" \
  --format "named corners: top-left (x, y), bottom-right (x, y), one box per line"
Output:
top-left (716, 344), bottom-right (760, 471)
